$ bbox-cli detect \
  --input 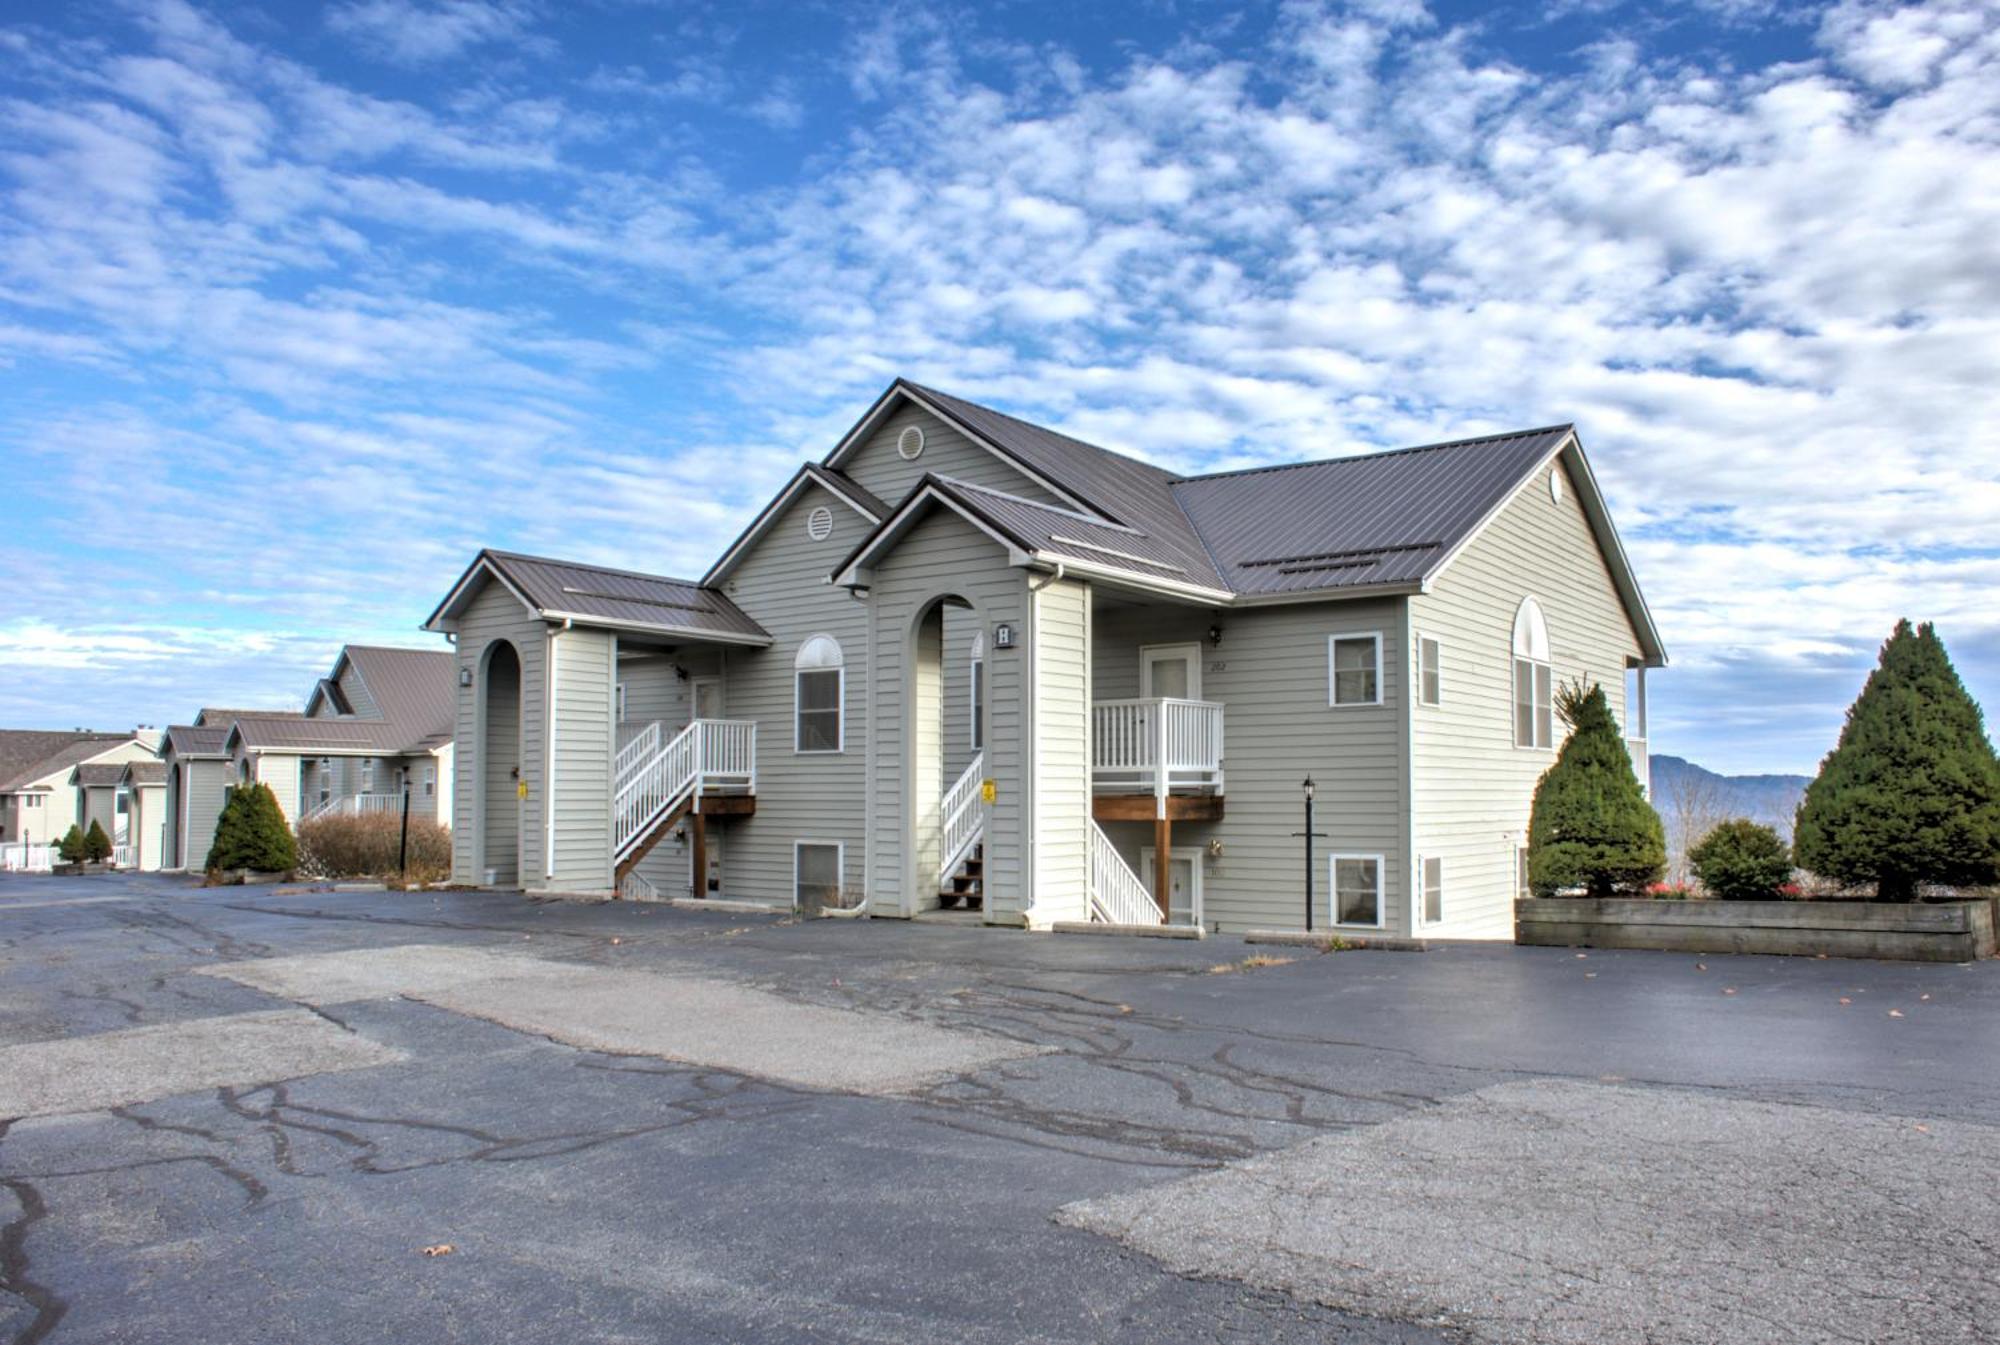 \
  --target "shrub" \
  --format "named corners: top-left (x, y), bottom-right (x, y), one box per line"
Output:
top-left (1528, 683), bottom-right (1667, 897)
top-left (83, 819), bottom-right (113, 863)
top-left (205, 783), bottom-right (297, 874)
top-left (56, 824), bottom-right (85, 864)
top-left (1689, 819), bottom-right (1793, 901)
top-left (1794, 620), bottom-right (2000, 901)
top-left (295, 812), bottom-right (450, 883)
